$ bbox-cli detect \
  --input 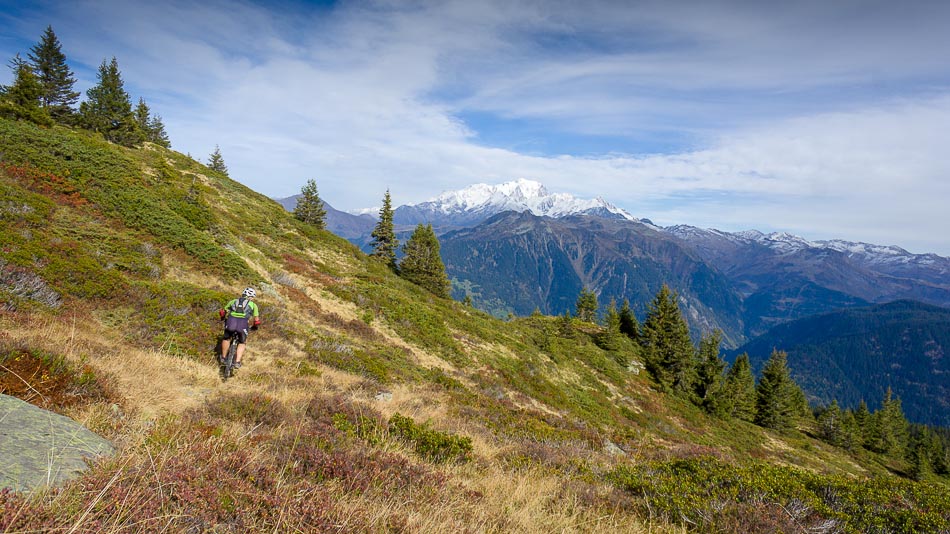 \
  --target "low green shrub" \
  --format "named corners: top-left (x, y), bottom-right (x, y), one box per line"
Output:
top-left (205, 392), bottom-right (289, 428)
top-left (607, 456), bottom-right (950, 533)
top-left (388, 412), bottom-right (473, 464)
